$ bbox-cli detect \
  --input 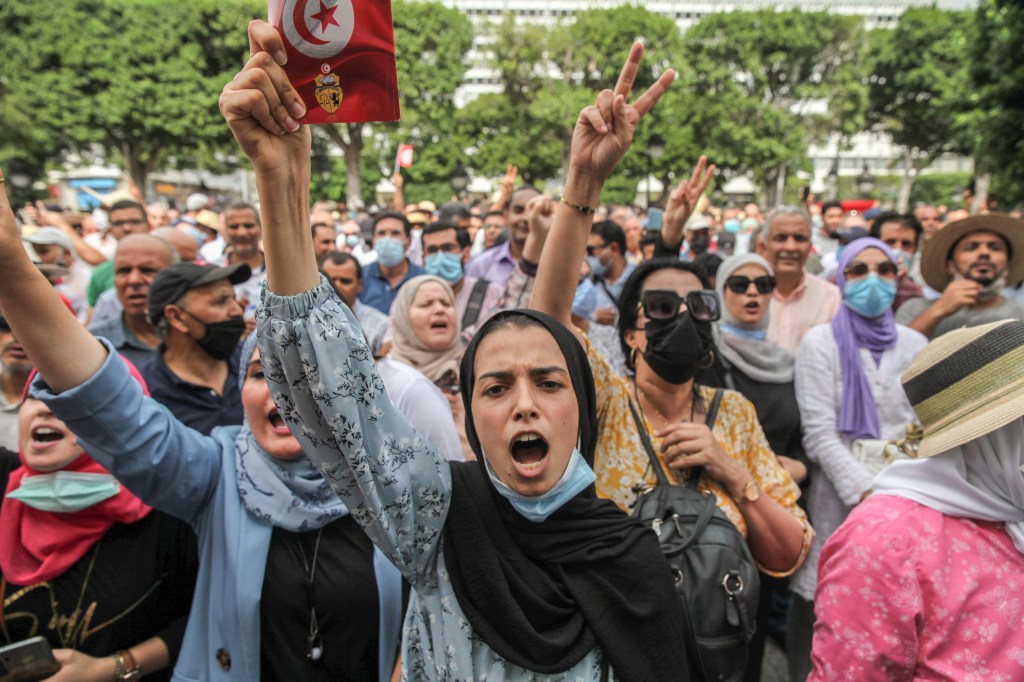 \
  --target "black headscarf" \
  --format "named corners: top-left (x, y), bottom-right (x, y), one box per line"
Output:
top-left (444, 309), bottom-right (689, 680)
